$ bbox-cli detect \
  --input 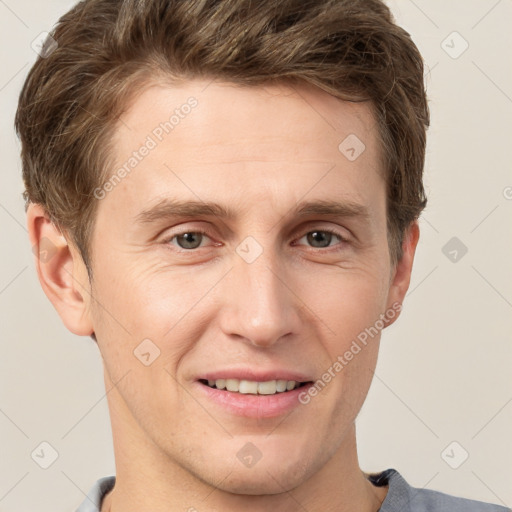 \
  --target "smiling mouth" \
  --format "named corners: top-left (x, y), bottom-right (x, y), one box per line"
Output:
top-left (198, 378), bottom-right (311, 395)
